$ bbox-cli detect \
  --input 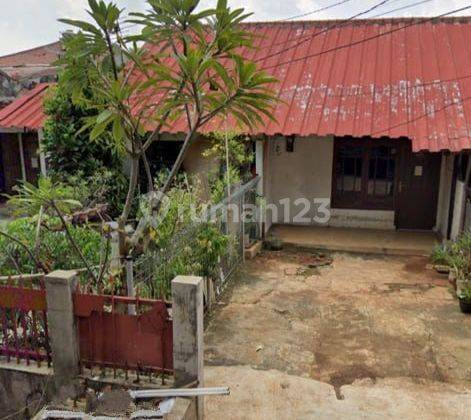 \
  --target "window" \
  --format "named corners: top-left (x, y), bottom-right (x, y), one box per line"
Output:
top-left (336, 146), bottom-right (363, 193)
top-left (367, 145), bottom-right (395, 198)
top-left (332, 137), bottom-right (397, 210)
